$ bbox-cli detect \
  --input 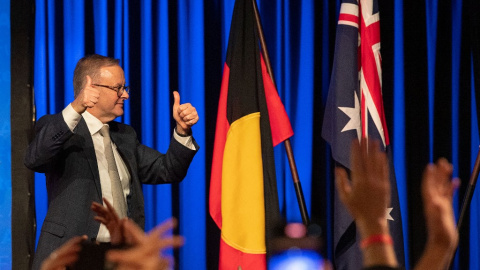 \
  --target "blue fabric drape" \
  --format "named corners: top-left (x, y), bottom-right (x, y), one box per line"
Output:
top-left (393, 0), bottom-right (408, 265)
top-left (426, 0), bottom-right (438, 163)
top-left (31, 0), bottom-right (479, 269)
top-left (470, 68), bottom-right (480, 269)
top-left (0, 0), bottom-right (11, 267)
top-left (177, 0), bottom-right (207, 268)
